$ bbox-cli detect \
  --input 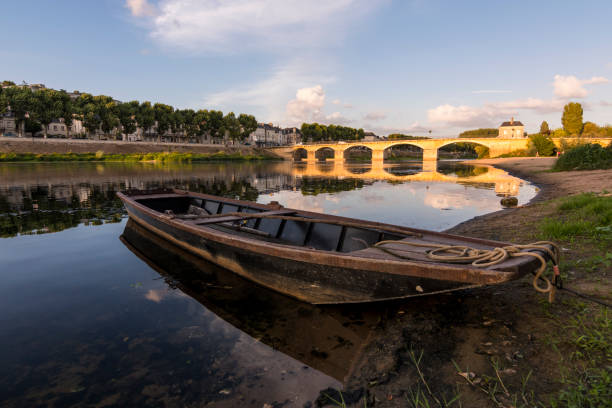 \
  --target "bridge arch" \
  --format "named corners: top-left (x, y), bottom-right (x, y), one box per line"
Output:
top-left (437, 139), bottom-right (491, 160)
top-left (315, 147), bottom-right (336, 162)
top-left (383, 142), bottom-right (424, 161)
top-left (343, 145), bottom-right (373, 162)
top-left (293, 147), bottom-right (307, 162)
